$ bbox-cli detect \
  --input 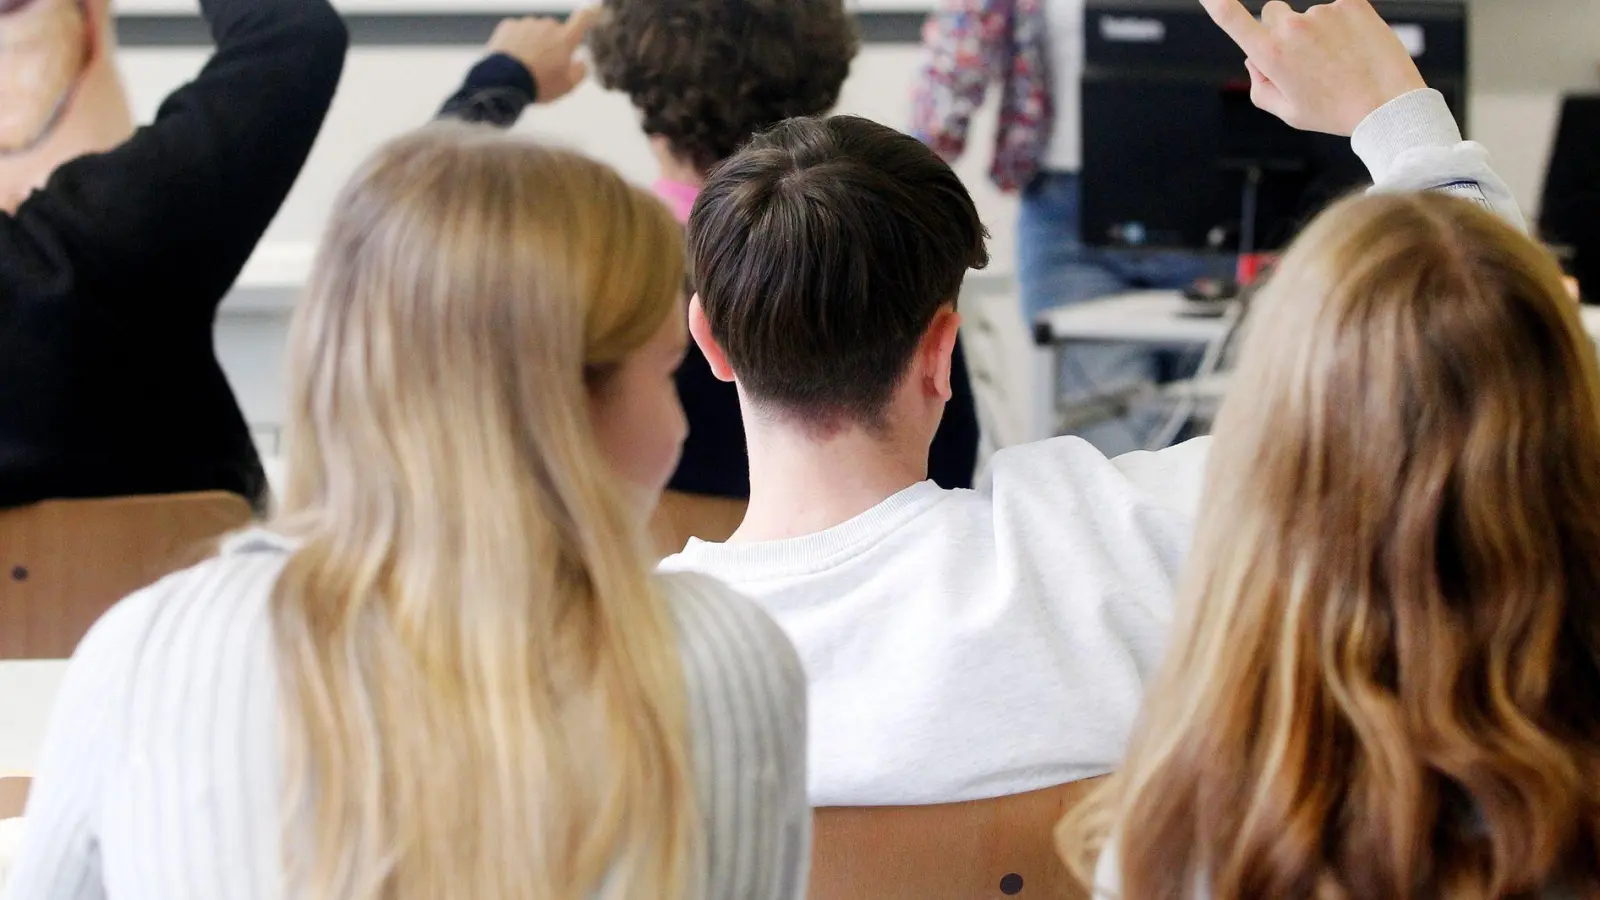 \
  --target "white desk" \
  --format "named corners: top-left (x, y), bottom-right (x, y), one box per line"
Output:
top-left (1040, 291), bottom-right (1600, 349)
top-left (1034, 291), bottom-right (1232, 346)
top-left (1034, 292), bottom-right (1600, 440)
top-left (1581, 305), bottom-right (1600, 339)
top-left (0, 662), bottom-right (69, 776)
top-left (0, 662), bottom-right (64, 886)
top-left (1031, 292), bottom-right (1237, 439)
